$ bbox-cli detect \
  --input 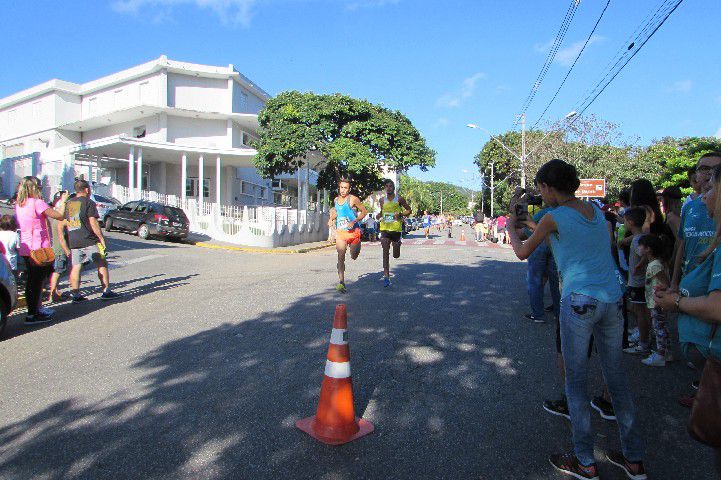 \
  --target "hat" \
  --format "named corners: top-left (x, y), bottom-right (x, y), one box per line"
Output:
top-left (660, 186), bottom-right (683, 200)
